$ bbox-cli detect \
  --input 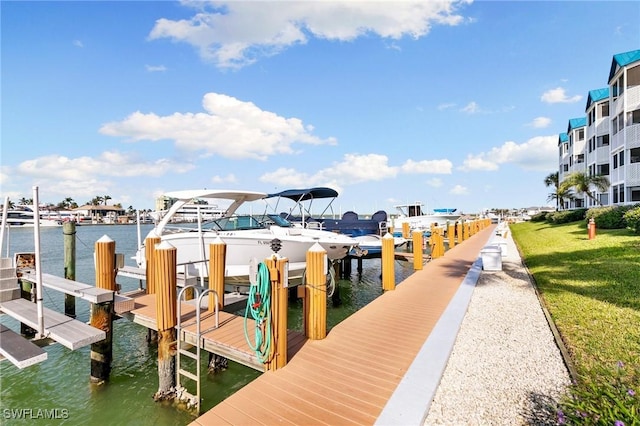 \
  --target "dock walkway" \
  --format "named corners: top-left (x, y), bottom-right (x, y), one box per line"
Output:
top-left (191, 225), bottom-right (495, 425)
